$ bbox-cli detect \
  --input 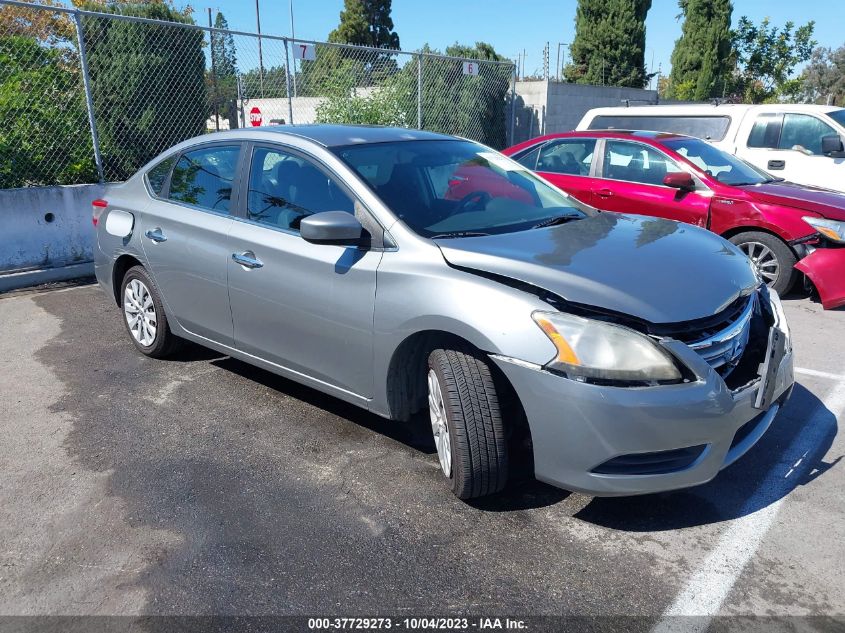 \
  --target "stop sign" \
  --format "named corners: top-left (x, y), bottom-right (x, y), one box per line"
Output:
top-left (249, 106), bottom-right (262, 127)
